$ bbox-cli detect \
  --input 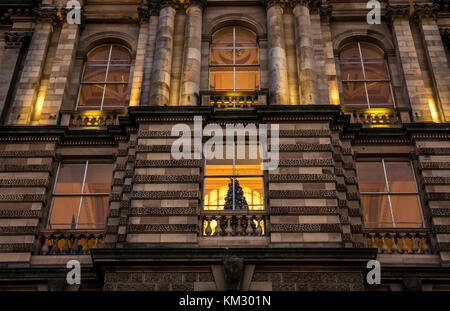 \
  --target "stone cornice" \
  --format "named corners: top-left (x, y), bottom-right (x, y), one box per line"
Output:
top-left (412, 3), bottom-right (440, 22)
